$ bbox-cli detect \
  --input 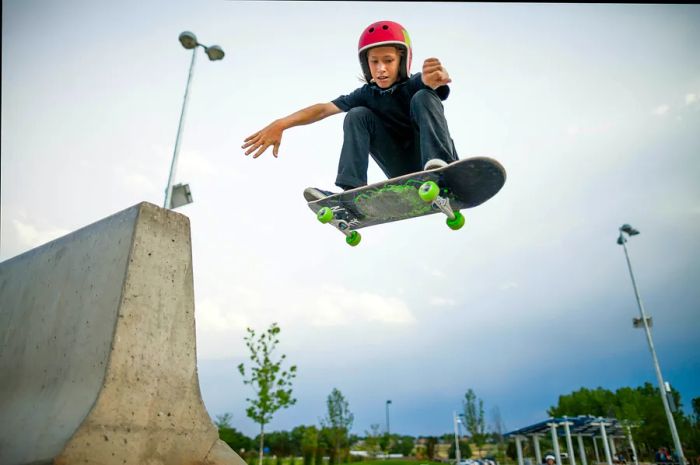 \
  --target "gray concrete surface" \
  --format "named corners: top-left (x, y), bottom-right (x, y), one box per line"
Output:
top-left (0, 202), bottom-right (246, 465)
